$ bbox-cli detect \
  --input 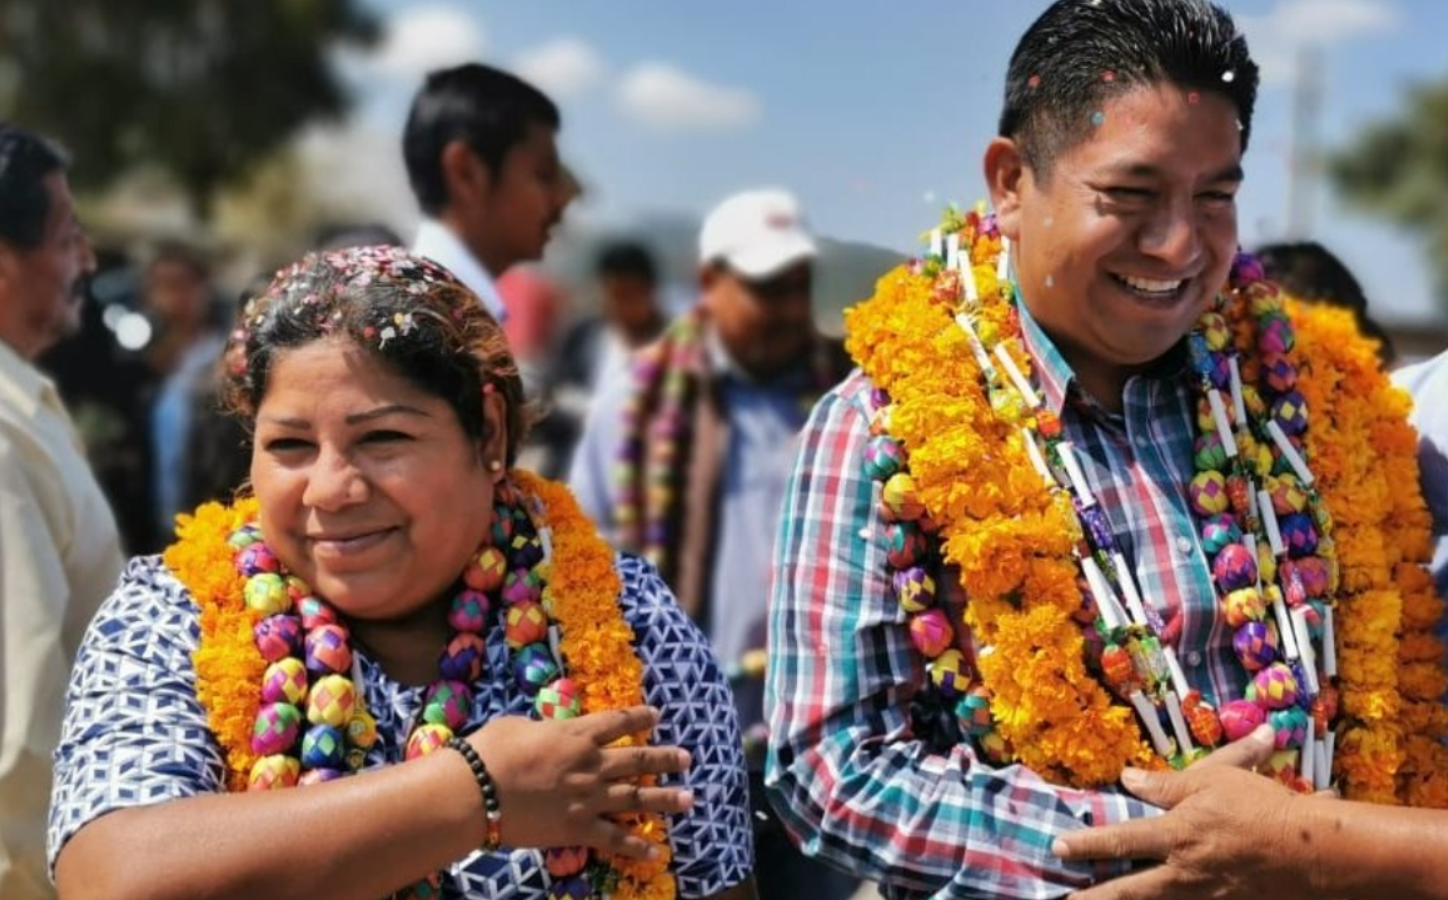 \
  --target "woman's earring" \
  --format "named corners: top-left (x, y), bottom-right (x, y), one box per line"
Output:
top-left (488, 460), bottom-right (503, 473)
